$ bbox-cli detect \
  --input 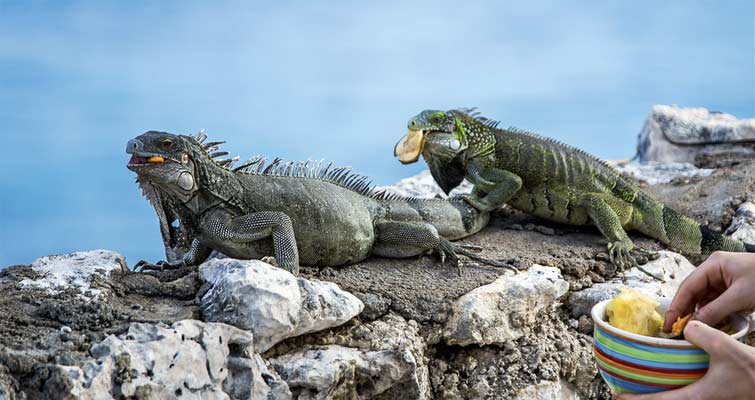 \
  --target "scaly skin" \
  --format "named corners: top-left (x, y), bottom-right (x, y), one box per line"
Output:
top-left (127, 130), bottom-right (507, 275)
top-left (396, 108), bottom-right (754, 269)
